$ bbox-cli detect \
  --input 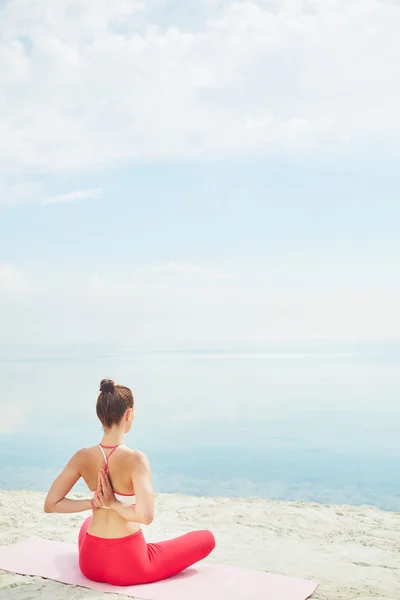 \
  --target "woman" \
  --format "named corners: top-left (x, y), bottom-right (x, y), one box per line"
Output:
top-left (44, 379), bottom-right (215, 586)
